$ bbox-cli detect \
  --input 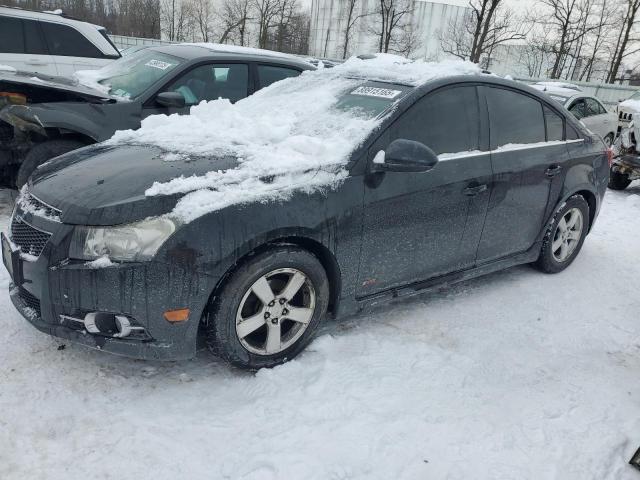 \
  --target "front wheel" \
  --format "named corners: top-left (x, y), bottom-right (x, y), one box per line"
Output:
top-left (608, 169), bottom-right (631, 190)
top-left (535, 195), bottom-right (589, 274)
top-left (206, 246), bottom-right (329, 369)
